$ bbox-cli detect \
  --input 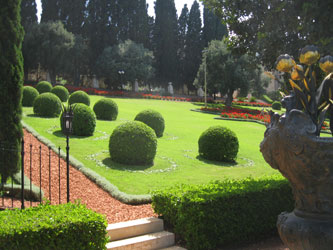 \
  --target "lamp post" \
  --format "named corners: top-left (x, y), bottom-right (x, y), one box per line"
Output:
top-left (118, 70), bottom-right (125, 89)
top-left (202, 50), bottom-right (208, 108)
top-left (62, 105), bottom-right (75, 203)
